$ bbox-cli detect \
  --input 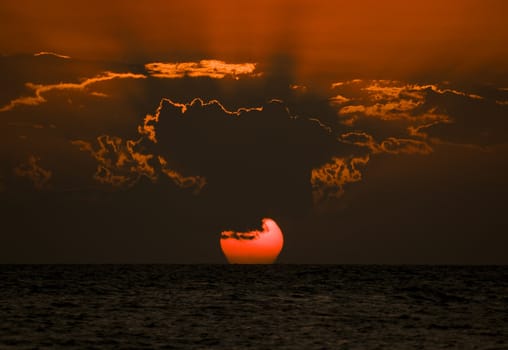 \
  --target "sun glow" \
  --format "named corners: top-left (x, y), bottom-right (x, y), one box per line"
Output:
top-left (220, 218), bottom-right (284, 264)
